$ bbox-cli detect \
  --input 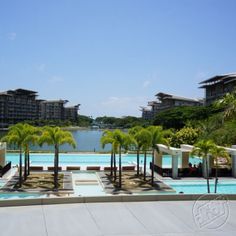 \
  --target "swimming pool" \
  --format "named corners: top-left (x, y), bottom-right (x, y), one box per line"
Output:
top-left (164, 179), bottom-right (236, 194)
top-left (72, 172), bottom-right (106, 196)
top-left (6, 153), bottom-right (201, 168)
top-left (0, 192), bottom-right (46, 200)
